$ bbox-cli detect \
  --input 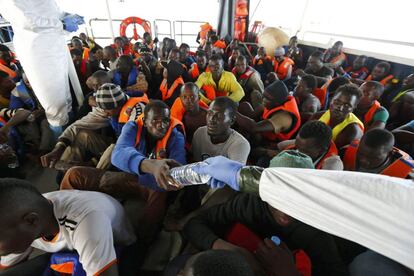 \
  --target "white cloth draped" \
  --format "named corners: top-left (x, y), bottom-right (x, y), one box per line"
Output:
top-left (0, 0), bottom-right (72, 126)
top-left (259, 168), bottom-right (414, 269)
